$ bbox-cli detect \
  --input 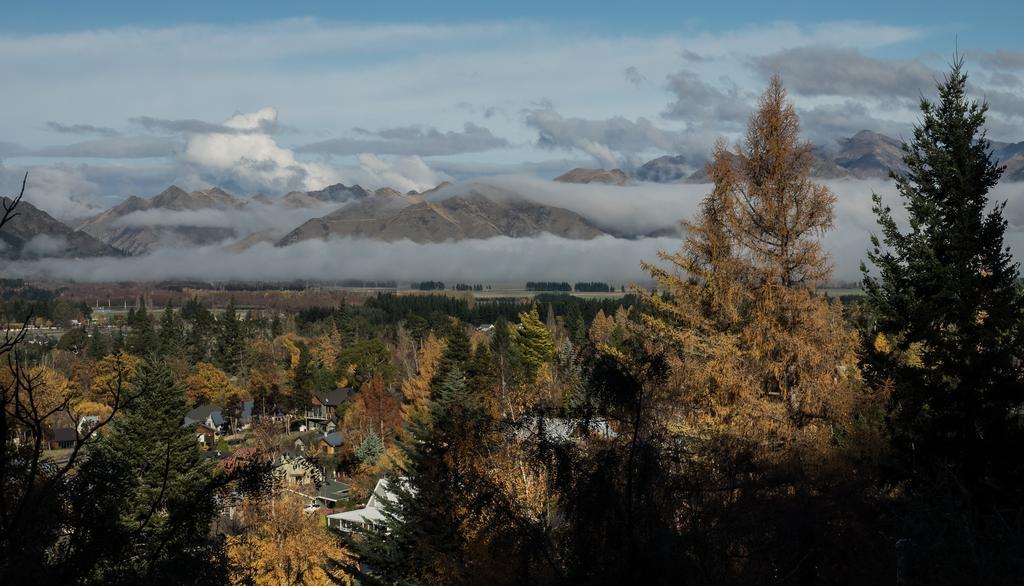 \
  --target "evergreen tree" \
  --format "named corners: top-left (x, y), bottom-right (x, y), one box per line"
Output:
top-left (863, 58), bottom-right (1024, 497)
top-left (564, 303), bottom-right (588, 350)
top-left (215, 299), bottom-right (244, 375)
top-left (355, 431), bottom-right (385, 465)
top-left (66, 358), bottom-right (224, 583)
top-left (86, 324), bottom-right (109, 360)
top-left (515, 307), bottom-right (556, 382)
top-left (158, 306), bottom-right (186, 358)
top-left (434, 320), bottom-right (471, 383)
top-left (126, 304), bottom-right (159, 356)
top-left (353, 368), bottom-right (487, 584)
